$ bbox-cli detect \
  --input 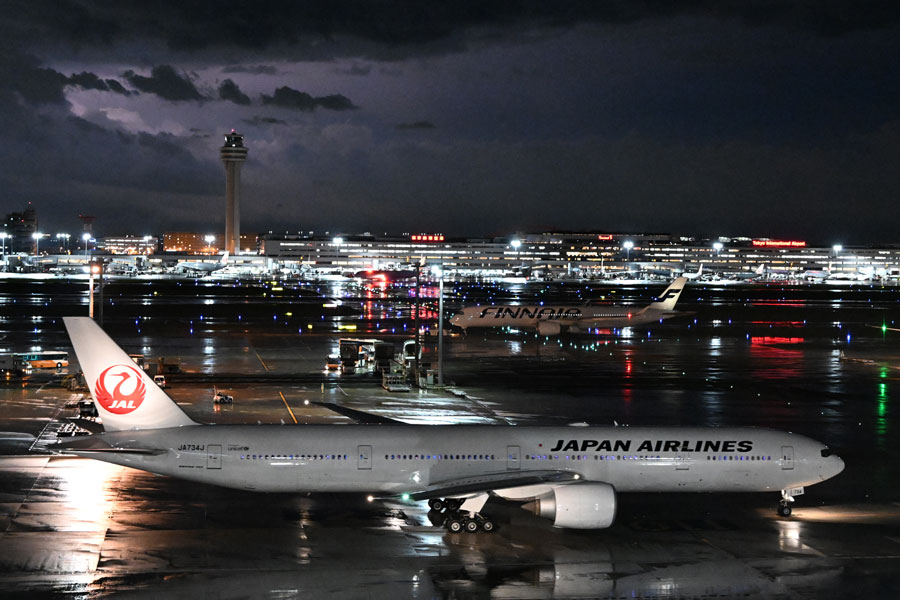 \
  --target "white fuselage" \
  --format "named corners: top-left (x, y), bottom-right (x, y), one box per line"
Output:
top-left (450, 306), bottom-right (672, 331)
top-left (78, 425), bottom-right (843, 497)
